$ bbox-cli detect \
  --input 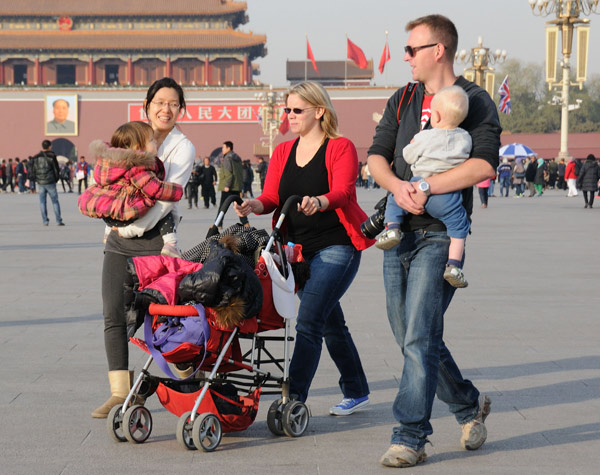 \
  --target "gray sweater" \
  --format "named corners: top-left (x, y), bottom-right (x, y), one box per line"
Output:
top-left (403, 127), bottom-right (472, 179)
